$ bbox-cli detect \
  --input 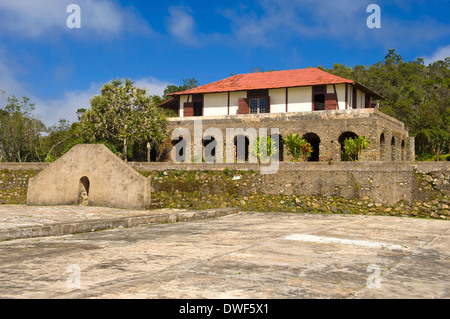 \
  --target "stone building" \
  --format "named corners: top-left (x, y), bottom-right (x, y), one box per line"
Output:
top-left (159, 68), bottom-right (414, 163)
